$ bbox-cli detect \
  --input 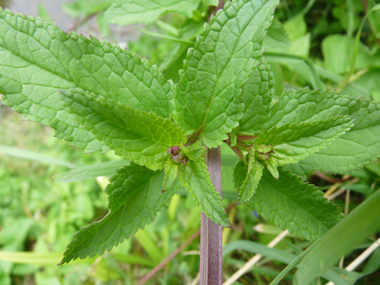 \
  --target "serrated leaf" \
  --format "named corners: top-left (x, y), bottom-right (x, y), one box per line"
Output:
top-left (104, 0), bottom-right (201, 25)
top-left (237, 159), bottom-right (264, 204)
top-left (256, 115), bottom-right (355, 165)
top-left (182, 146), bottom-right (206, 161)
top-left (266, 156), bottom-right (278, 179)
top-left (175, 0), bottom-right (278, 148)
top-left (247, 169), bottom-right (344, 242)
top-left (163, 158), bottom-right (178, 192)
top-left (238, 58), bottom-right (275, 135)
top-left (265, 88), bottom-right (353, 129)
top-left (60, 88), bottom-right (186, 170)
top-left (0, 9), bottom-right (174, 152)
top-left (59, 163), bottom-right (180, 264)
top-left (266, 88), bottom-right (380, 174)
top-left (177, 158), bottom-right (230, 227)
